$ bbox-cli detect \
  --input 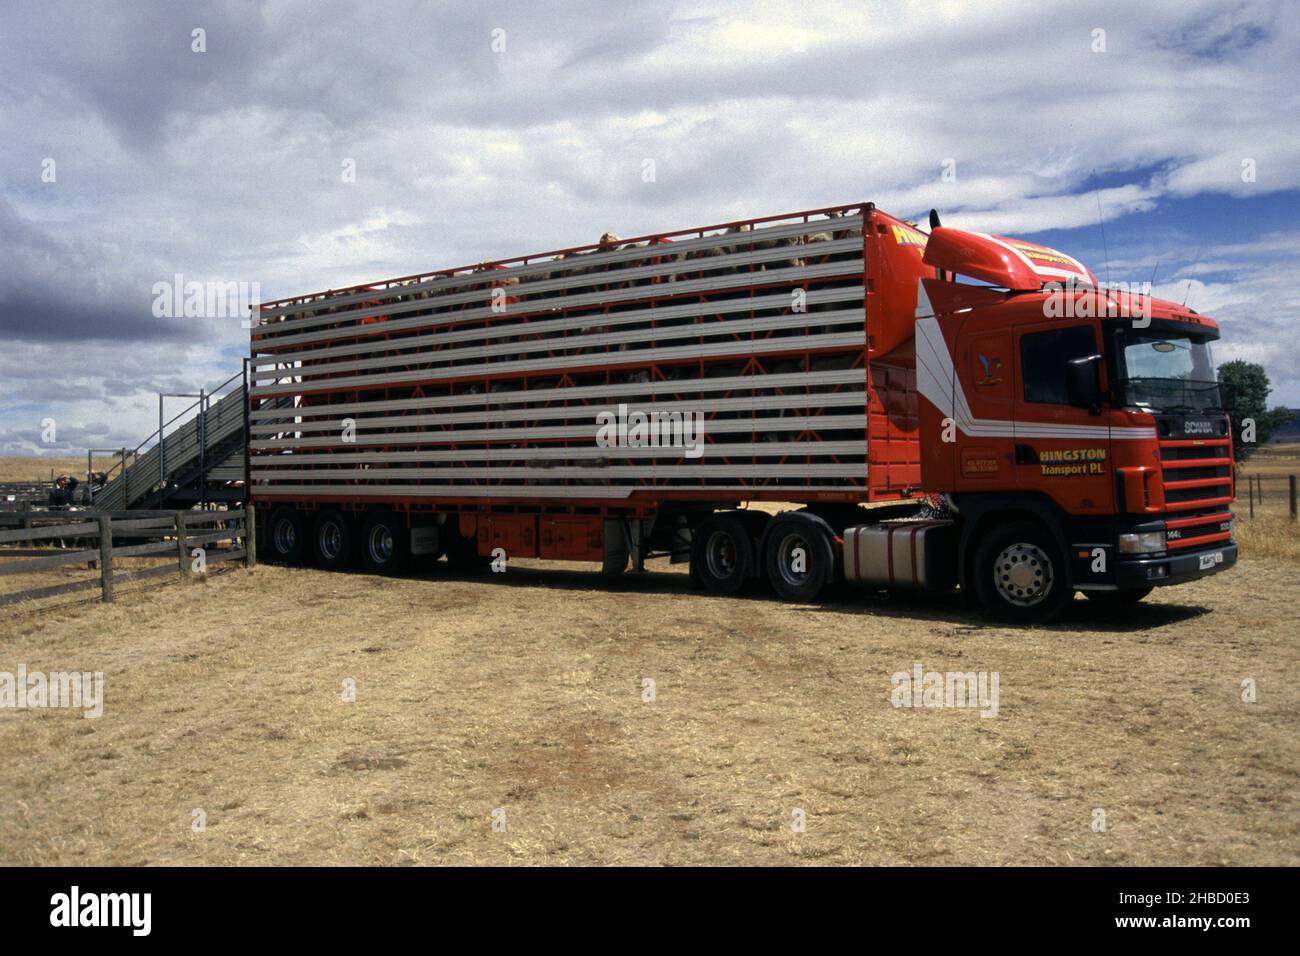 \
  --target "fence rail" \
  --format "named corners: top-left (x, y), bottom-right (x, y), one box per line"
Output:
top-left (0, 509), bottom-right (255, 608)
